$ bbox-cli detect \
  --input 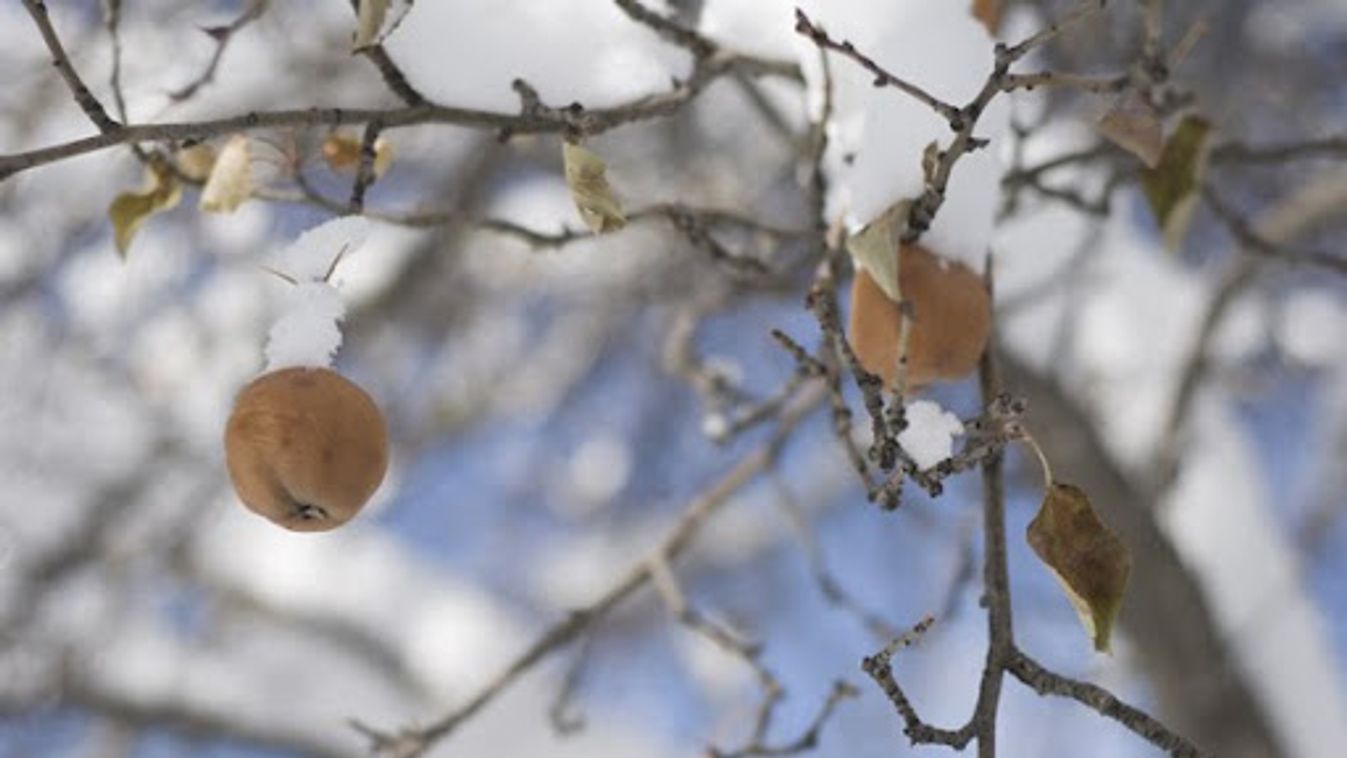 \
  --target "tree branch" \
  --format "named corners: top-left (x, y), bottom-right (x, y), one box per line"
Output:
top-left (21, 0), bottom-right (121, 133)
top-left (354, 382), bottom-right (827, 757)
top-left (1, 53), bottom-right (799, 182)
top-left (1006, 649), bottom-right (1209, 758)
